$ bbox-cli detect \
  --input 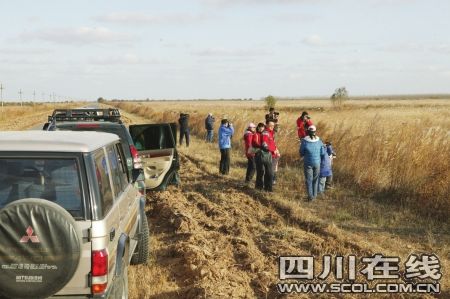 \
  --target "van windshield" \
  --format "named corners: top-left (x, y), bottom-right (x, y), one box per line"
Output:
top-left (0, 158), bottom-right (83, 218)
